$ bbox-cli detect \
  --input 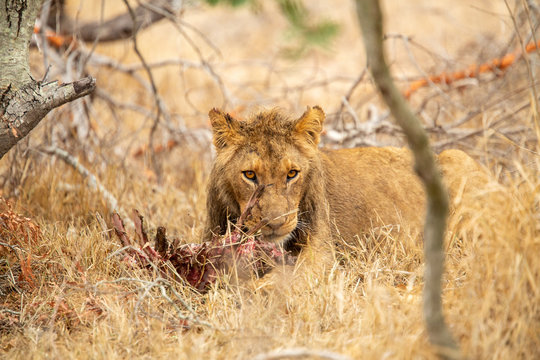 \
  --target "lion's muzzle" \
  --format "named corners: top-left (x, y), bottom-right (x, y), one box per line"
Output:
top-left (260, 211), bottom-right (298, 244)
